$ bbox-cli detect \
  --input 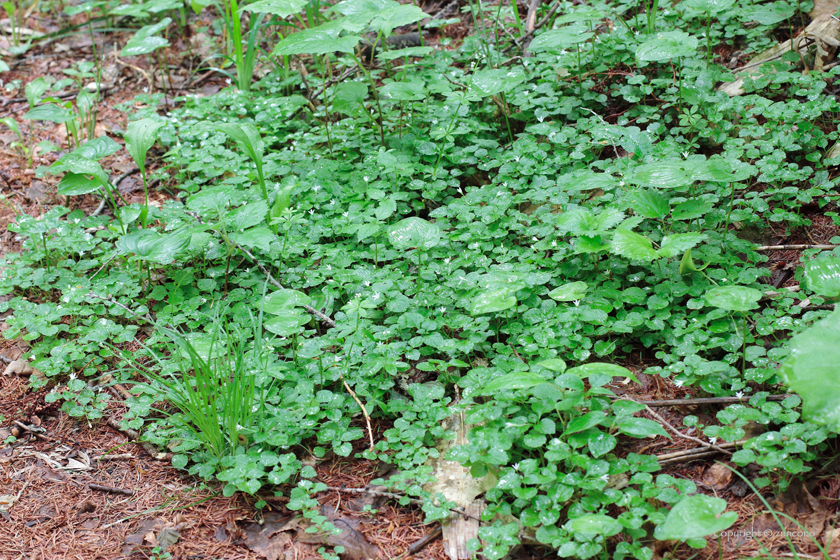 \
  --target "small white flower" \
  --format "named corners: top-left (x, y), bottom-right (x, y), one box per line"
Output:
top-left (373, 292), bottom-right (381, 300)
top-left (309, 209), bottom-right (315, 215)
top-left (364, 281), bottom-right (371, 286)
top-left (512, 462), bottom-right (521, 472)
top-left (600, 474), bottom-right (610, 482)
top-left (709, 437), bottom-right (718, 446)
top-left (326, 264), bottom-right (332, 271)
top-left (226, 79), bottom-right (232, 85)
top-left (342, 212), bottom-right (349, 218)
top-left (69, 372), bottom-right (77, 380)
top-left (363, 176), bottom-right (369, 182)
top-left (736, 391), bottom-right (744, 399)
top-left (572, 300), bottom-right (581, 307)
top-left (439, 306), bottom-right (446, 314)
top-left (143, 87), bottom-right (148, 93)
top-left (330, 199), bottom-right (336, 205)
top-left (444, 257), bottom-right (451, 264)
top-left (682, 151), bottom-right (689, 159)
top-left (551, 240), bottom-right (557, 247)
top-left (674, 379), bottom-right (684, 387)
